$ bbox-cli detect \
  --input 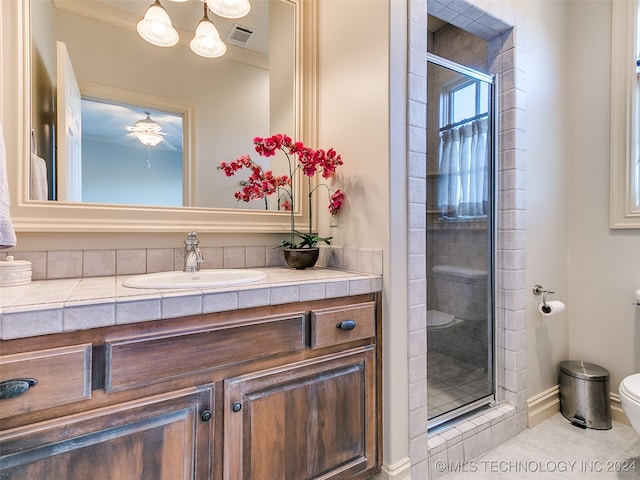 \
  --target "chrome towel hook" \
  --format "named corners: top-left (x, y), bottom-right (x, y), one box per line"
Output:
top-left (31, 128), bottom-right (37, 156)
top-left (533, 284), bottom-right (555, 312)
